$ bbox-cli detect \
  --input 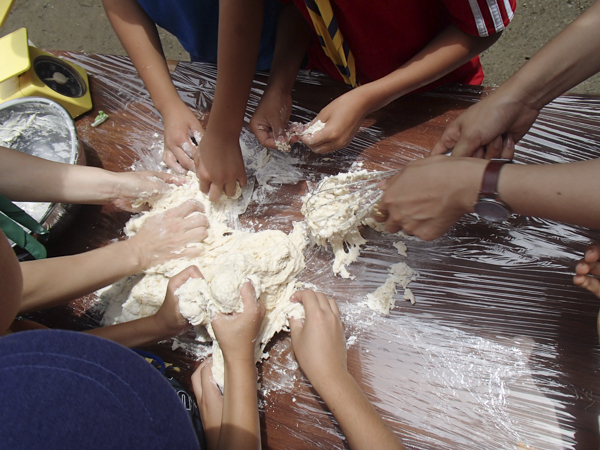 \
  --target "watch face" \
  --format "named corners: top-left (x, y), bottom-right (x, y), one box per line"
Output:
top-left (474, 198), bottom-right (511, 223)
top-left (33, 56), bottom-right (86, 98)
